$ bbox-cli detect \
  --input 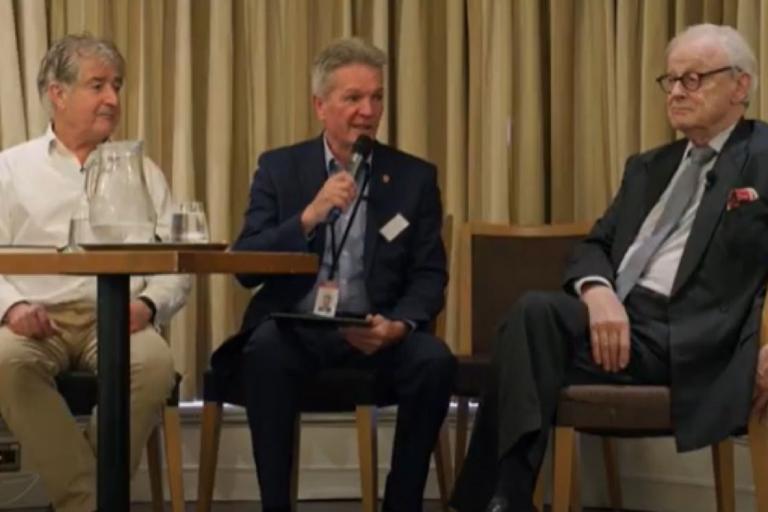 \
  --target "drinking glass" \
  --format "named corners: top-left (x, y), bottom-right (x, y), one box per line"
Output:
top-left (171, 201), bottom-right (209, 243)
top-left (64, 195), bottom-right (95, 252)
